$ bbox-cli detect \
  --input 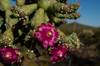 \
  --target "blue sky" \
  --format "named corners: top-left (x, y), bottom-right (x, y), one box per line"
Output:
top-left (11, 0), bottom-right (100, 27)
top-left (68, 0), bottom-right (100, 27)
